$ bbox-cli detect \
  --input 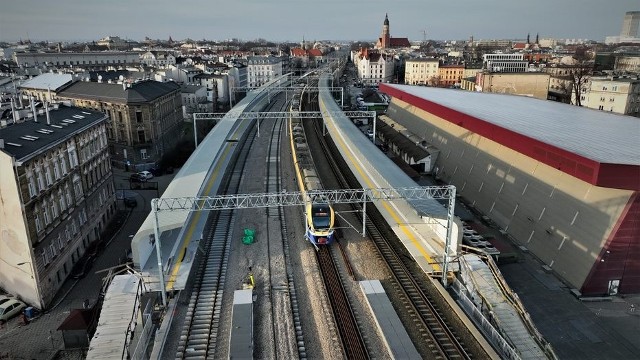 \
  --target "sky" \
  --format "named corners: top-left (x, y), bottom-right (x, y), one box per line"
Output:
top-left (0, 0), bottom-right (638, 43)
